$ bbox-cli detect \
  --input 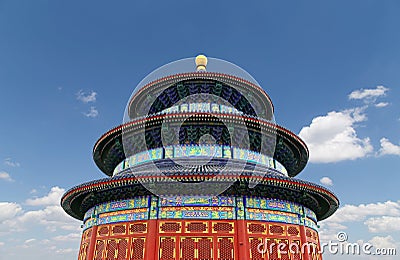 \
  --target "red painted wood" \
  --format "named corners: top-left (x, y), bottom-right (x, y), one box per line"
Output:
top-left (237, 220), bottom-right (249, 260)
top-left (300, 224), bottom-right (311, 260)
top-left (146, 220), bottom-right (157, 260)
top-left (86, 226), bottom-right (98, 260)
top-left (79, 220), bottom-right (324, 260)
